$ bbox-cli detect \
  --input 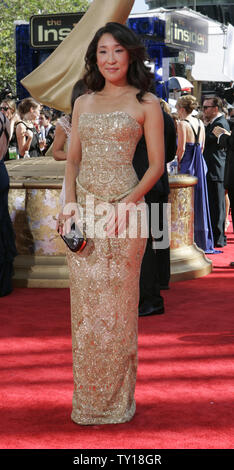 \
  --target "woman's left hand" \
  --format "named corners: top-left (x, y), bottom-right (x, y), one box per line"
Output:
top-left (56, 202), bottom-right (81, 236)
